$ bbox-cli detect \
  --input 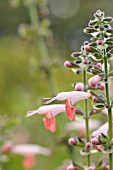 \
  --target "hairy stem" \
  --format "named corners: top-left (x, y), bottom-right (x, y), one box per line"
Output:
top-left (83, 68), bottom-right (90, 166)
top-left (28, 4), bottom-right (58, 94)
top-left (104, 49), bottom-right (113, 170)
